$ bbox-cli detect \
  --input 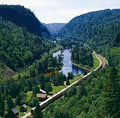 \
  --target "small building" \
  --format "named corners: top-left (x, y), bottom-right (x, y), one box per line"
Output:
top-left (40, 89), bottom-right (47, 94)
top-left (36, 93), bottom-right (47, 101)
top-left (11, 108), bottom-right (19, 118)
top-left (20, 104), bottom-right (28, 112)
top-left (5, 108), bottom-right (19, 118)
